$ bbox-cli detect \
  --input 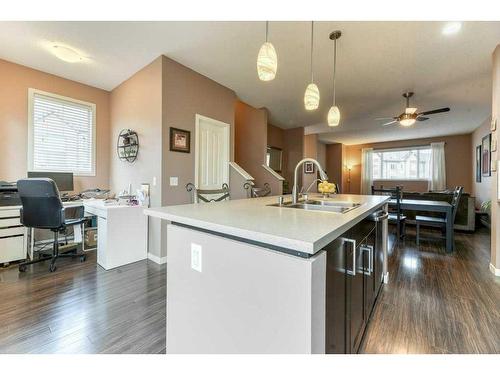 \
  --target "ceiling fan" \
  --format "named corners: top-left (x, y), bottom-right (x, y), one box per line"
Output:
top-left (376, 92), bottom-right (450, 127)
